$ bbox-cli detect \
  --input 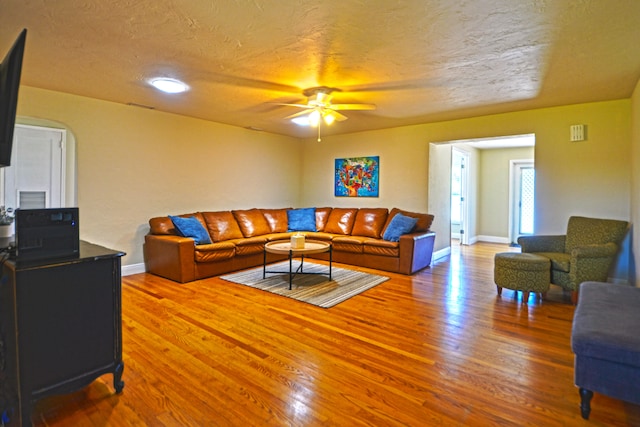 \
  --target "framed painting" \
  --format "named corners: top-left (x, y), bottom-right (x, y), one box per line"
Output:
top-left (334, 156), bottom-right (379, 197)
